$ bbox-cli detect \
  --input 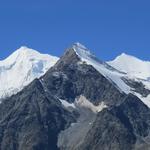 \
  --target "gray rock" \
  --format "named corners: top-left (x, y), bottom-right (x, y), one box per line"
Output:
top-left (0, 79), bottom-right (76, 150)
top-left (123, 78), bottom-right (150, 97)
top-left (79, 94), bottom-right (150, 150)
